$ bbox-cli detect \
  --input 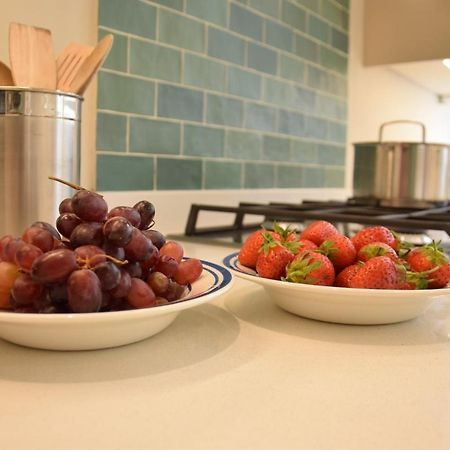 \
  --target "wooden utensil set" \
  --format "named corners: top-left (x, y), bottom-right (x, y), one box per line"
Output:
top-left (1, 22), bottom-right (113, 95)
